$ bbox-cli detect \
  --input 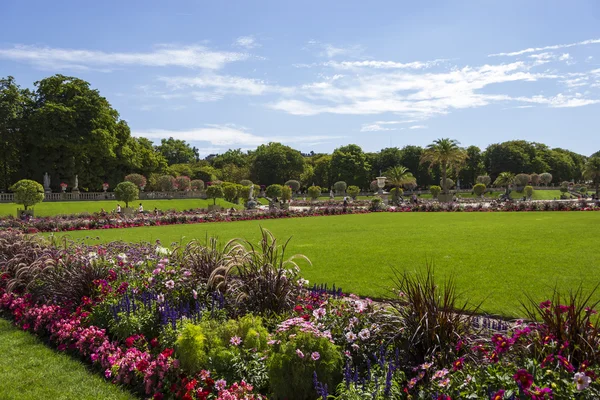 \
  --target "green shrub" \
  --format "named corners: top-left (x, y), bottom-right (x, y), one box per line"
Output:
top-left (10, 179), bottom-right (45, 210)
top-left (284, 180), bottom-right (300, 192)
top-left (476, 175), bottom-right (491, 186)
top-left (473, 183), bottom-right (486, 197)
top-left (524, 185), bottom-right (534, 198)
top-left (175, 175), bottom-right (191, 191)
top-left (390, 187), bottom-right (403, 199)
top-left (266, 184), bottom-right (283, 199)
top-left (579, 186), bottom-right (588, 194)
top-left (333, 181), bottom-right (347, 194)
top-left (540, 172), bottom-right (553, 186)
top-left (238, 185), bottom-right (251, 201)
top-left (347, 185), bottom-right (360, 199)
top-left (370, 197), bottom-right (383, 211)
top-left (114, 181), bottom-right (139, 208)
top-left (530, 173), bottom-right (540, 186)
top-left (514, 173), bottom-right (530, 189)
top-left (124, 173), bottom-right (147, 188)
top-left (430, 185), bottom-right (442, 198)
top-left (239, 179), bottom-right (253, 187)
top-left (268, 331), bottom-right (343, 400)
top-left (222, 182), bottom-right (240, 202)
top-left (307, 185), bottom-right (321, 200)
top-left (190, 179), bottom-right (205, 191)
top-left (206, 185), bottom-right (224, 205)
top-left (280, 185), bottom-right (292, 201)
top-left (175, 322), bottom-right (208, 374)
top-left (156, 175), bottom-right (176, 191)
